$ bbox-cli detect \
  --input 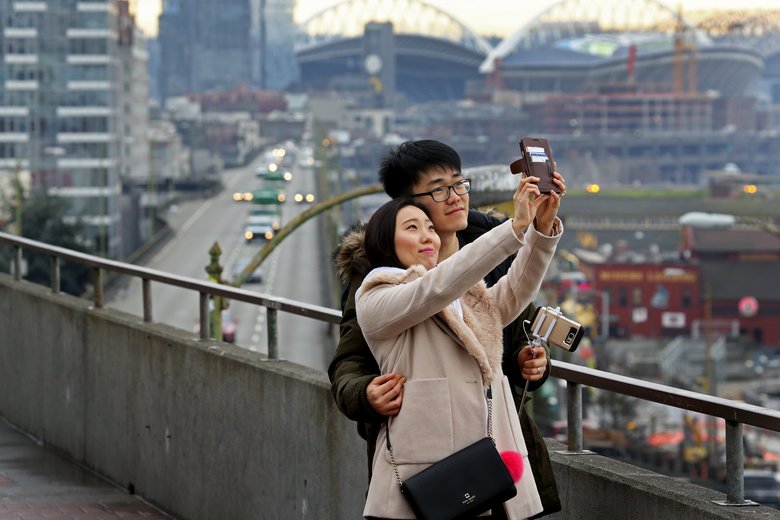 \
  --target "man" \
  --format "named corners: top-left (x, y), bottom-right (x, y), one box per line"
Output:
top-left (329, 140), bottom-right (562, 516)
